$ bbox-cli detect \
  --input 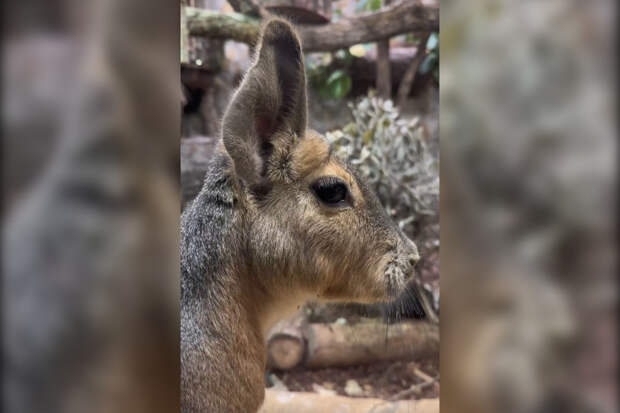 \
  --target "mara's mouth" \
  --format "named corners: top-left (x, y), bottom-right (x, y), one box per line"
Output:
top-left (314, 259), bottom-right (415, 304)
top-left (383, 261), bottom-right (414, 298)
top-left (386, 271), bottom-right (409, 300)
